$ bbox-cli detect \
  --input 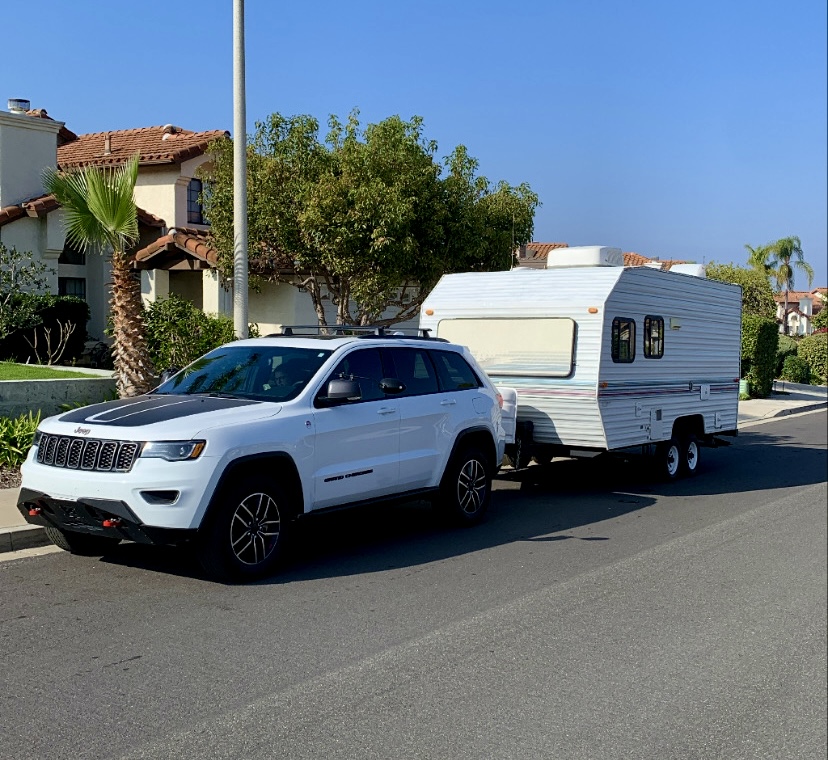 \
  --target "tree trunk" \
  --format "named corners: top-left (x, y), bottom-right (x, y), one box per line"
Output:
top-left (110, 252), bottom-right (156, 397)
